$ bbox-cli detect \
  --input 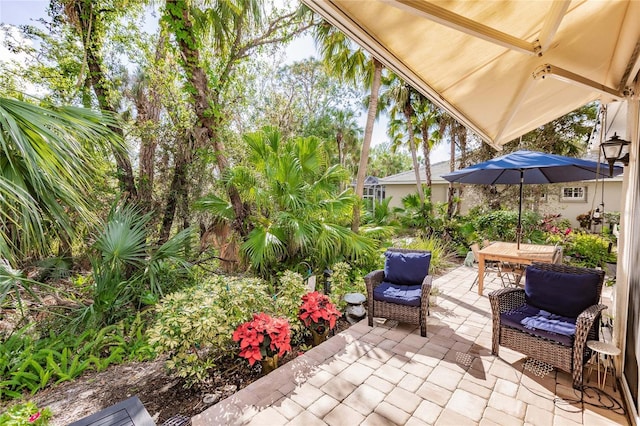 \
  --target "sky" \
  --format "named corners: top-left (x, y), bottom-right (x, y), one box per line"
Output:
top-left (0, 0), bottom-right (449, 163)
